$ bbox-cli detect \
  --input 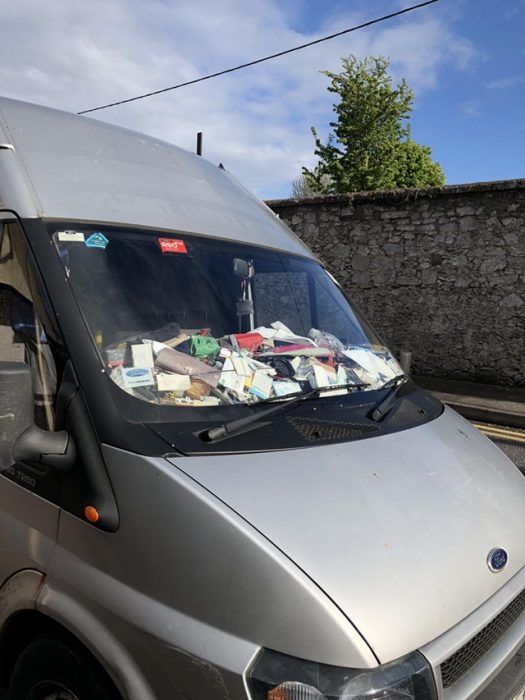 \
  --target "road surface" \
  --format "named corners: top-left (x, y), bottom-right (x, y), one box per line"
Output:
top-left (473, 421), bottom-right (525, 474)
